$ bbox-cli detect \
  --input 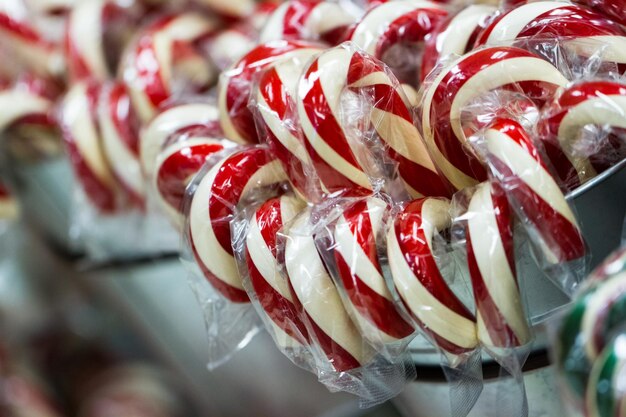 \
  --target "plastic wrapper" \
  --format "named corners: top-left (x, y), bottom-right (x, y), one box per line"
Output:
top-left (143, 97), bottom-right (237, 229)
top-left (58, 80), bottom-right (179, 262)
top-left (574, 0), bottom-right (626, 26)
top-left (295, 42), bottom-right (449, 201)
top-left (249, 49), bottom-right (323, 202)
top-left (310, 196), bottom-right (417, 359)
top-left (181, 145), bottom-right (288, 368)
top-left (346, 0), bottom-right (448, 85)
top-left (538, 79), bottom-right (626, 191)
top-left (475, 117), bottom-right (588, 295)
top-left (551, 246), bottom-right (626, 417)
top-left (450, 181), bottom-right (533, 417)
top-left (218, 40), bottom-right (325, 144)
top-left (418, 44), bottom-right (569, 193)
top-left (258, 0), bottom-right (357, 46)
top-left (276, 207), bottom-right (415, 406)
top-left (120, 12), bottom-right (221, 124)
top-left (419, 4), bottom-right (497, 82)
top-left (472, 2), bottom-right (626, 80)
top-left (385, 196), bottom-right (483, 417)
top-left (231, 194), bottom-right (315, 371)
top-left (418, 44), bottom-right (591, 293)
